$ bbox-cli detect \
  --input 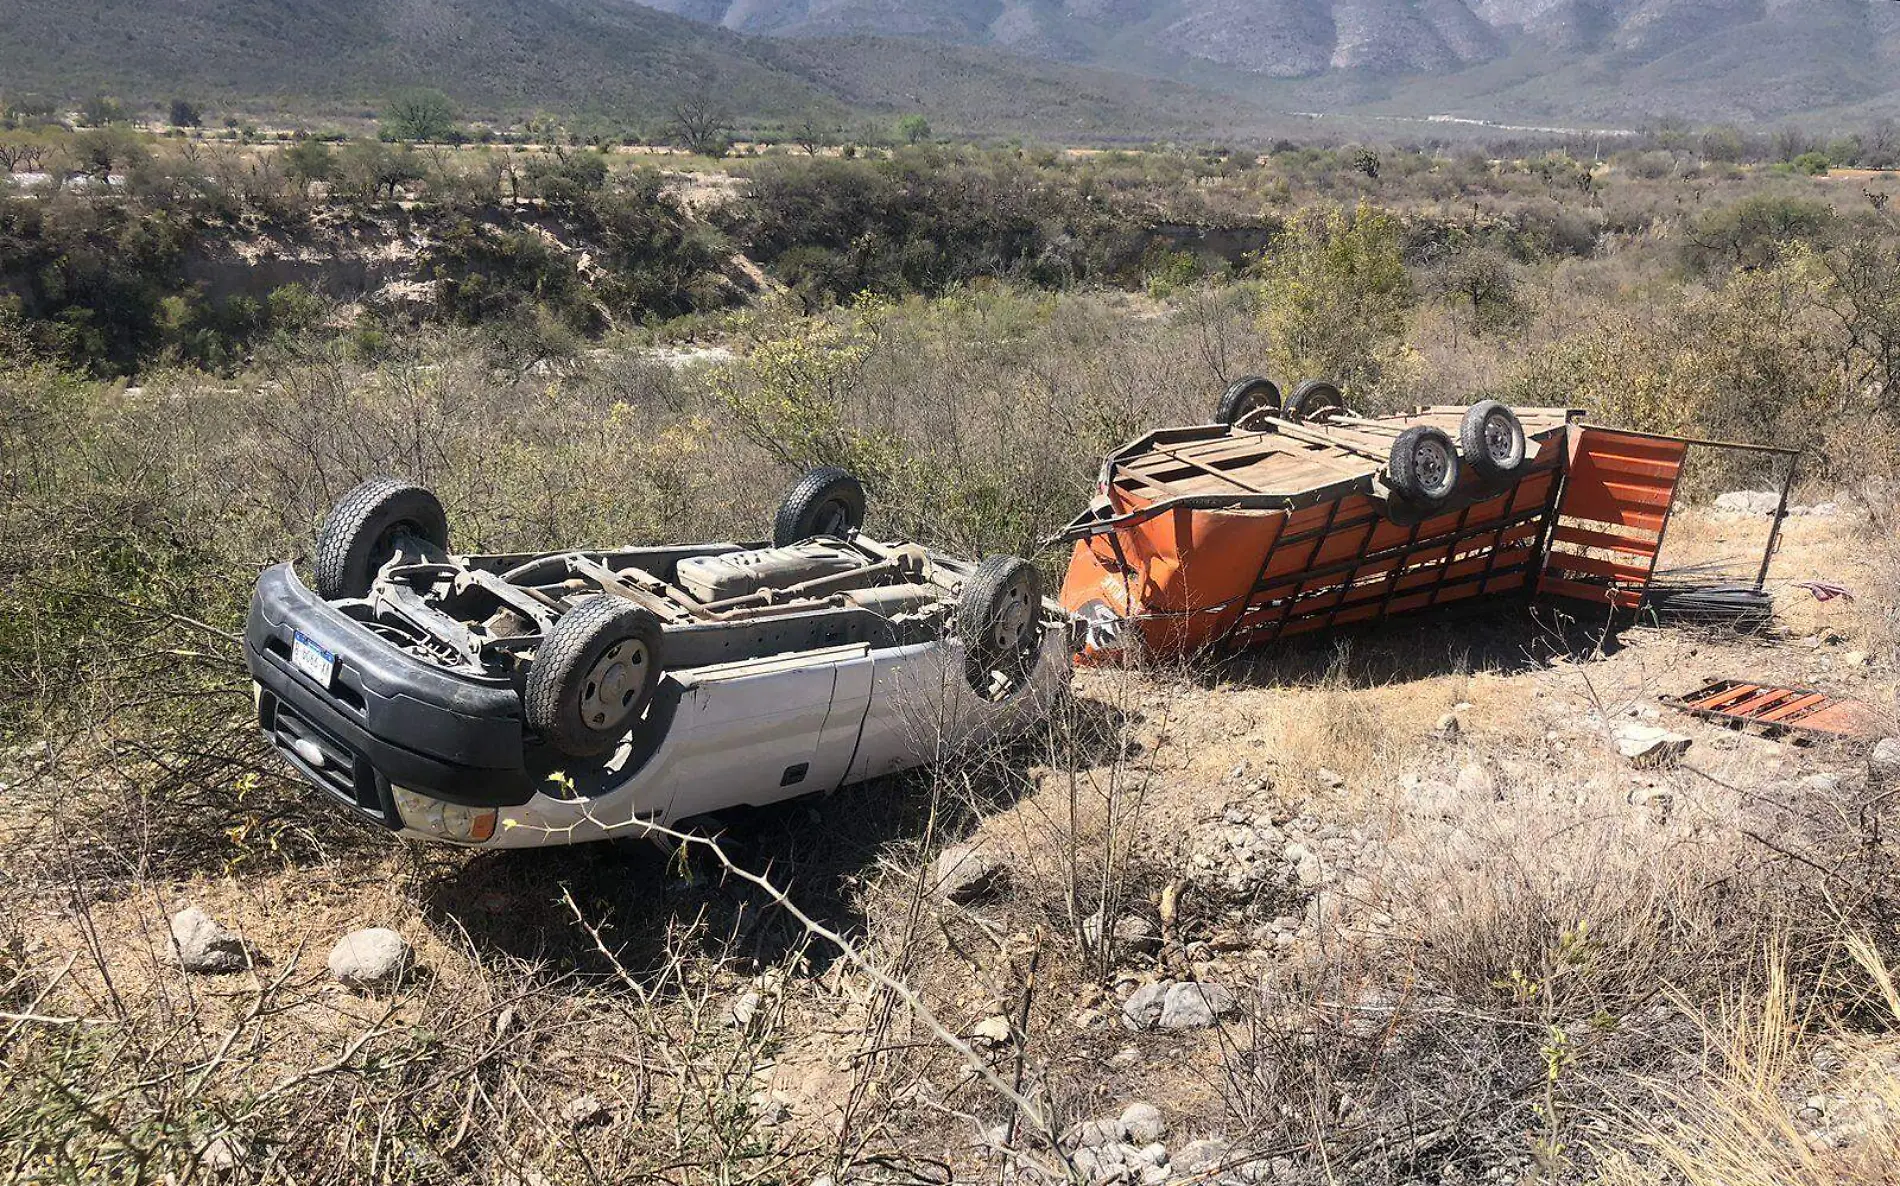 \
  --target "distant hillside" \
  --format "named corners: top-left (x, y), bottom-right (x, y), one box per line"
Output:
top-left (0, 0), bottom-right (1267, 139)
top-left (630, 0), bottom-right (1900, 125)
